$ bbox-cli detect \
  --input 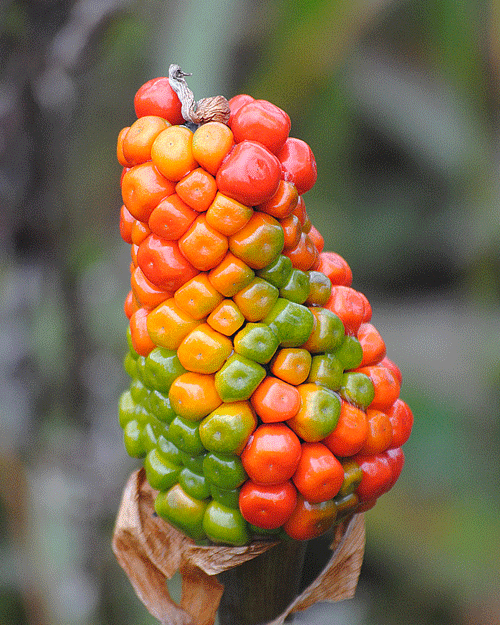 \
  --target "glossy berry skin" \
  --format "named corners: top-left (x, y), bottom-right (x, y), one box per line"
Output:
top-left (287, 383), bottom-right (341, 443)
top-left (134, 77), bottom-right (184, 125)
top-left (323, 400), bottom-right (368, 457)
top-left (152, 125), bottom-right (197, 182)
top-left (356, 365), bottom-right (401, 411)
top-left (227, 94), bottom-right (255, 124)
top-left (283, 495), bottom-right (337, 541)
top-left (278, 138), bottom-right (317, 194)
top-left (192, 122), bottom-right (234, 175)
top-left (353, 452), bottom-right (393, 502)
top-left (216, 140), bottom-right (282, 206)
top-left (241, 423), bottom-right (302, 485)
top-left (199, 401), bottom-right (257, 455)
top-left (117, 79), bottom-right (413, 546)
top-left (122, 116), bottom-right (171, 166)
top-left (229, 213), bottom-right (284, 271)
top-left (168, 372), bottom-right (222, 421)
top-left (292, 442), bottom-right (345, 504)
top-left (121, 163), bottom-right (176, 222)
top-left (202, 452), bottom-right (248, 490)
top-left (202, 500), bottom-right (250, 546)
top-left (137, 235), bottom-right (199, 292)
top-left (230, 99), bottom-right (291, 155)
top-left (215, 354), bottom-right (266, 402)
top-left (239, 480), bottom-right (297, 529)
top-left (387, 399), bottom-right (414, 448)
top-left (155, 483), bottom-right (208, 541)
top-left (250, 376), bottom-right (301, 422)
